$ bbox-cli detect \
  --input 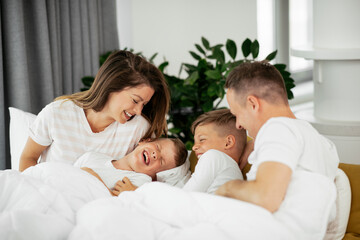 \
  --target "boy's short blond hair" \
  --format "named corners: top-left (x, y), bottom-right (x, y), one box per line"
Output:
top-left (191, 109), bottom-right (247, 151)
